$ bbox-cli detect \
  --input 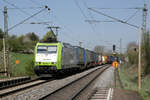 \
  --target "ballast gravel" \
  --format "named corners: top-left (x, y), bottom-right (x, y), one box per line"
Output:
top-left (93, 66), bottom-right (114, 88)
top-left (1, 66), bottom-right (104, 100)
